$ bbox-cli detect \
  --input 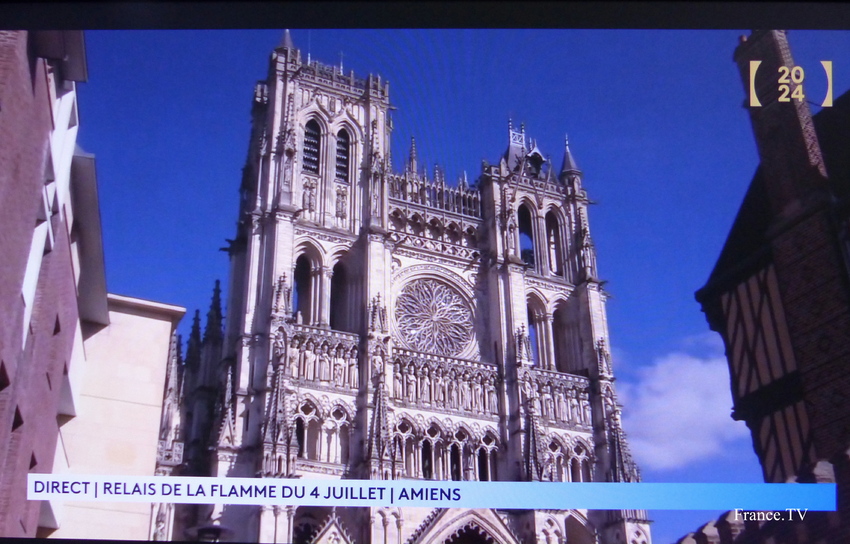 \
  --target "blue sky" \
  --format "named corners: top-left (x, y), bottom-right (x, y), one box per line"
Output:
top-left (76, 30), bottom-right (850, 543)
